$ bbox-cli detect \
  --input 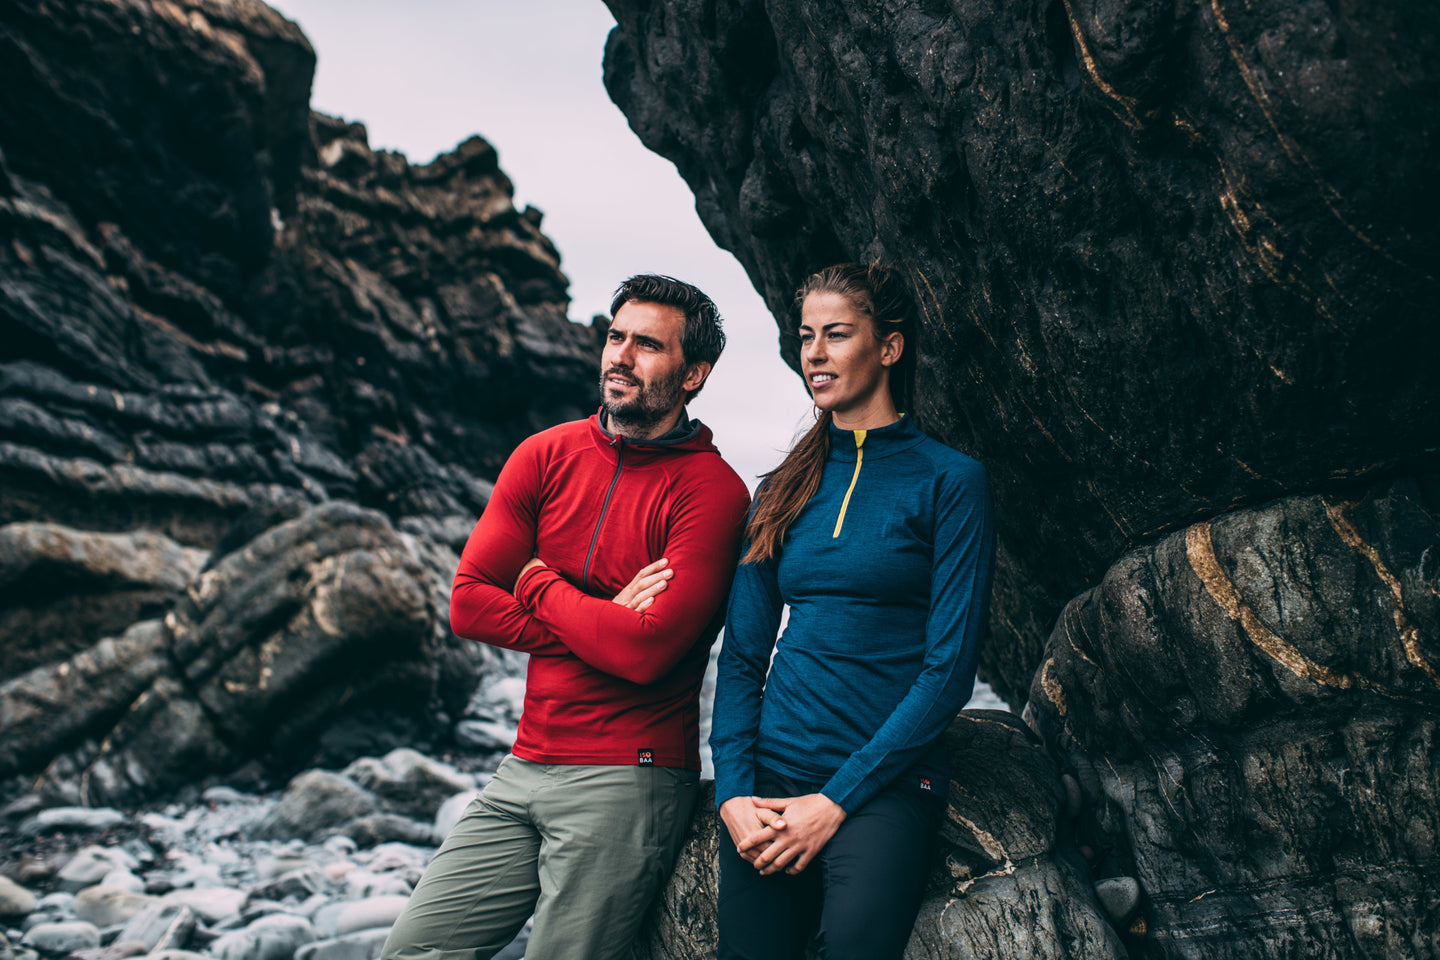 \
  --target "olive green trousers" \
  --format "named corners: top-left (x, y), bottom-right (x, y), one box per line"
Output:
top-left (381, 754), bottom-right (699, 960)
